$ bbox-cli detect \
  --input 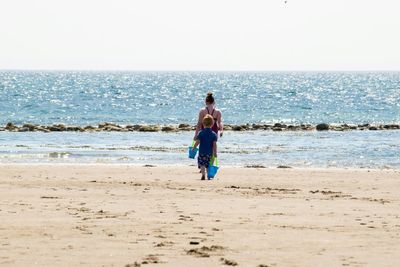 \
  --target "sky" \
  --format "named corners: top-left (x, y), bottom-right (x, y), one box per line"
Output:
top-left (0, 0), bottom-right (399, 71)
